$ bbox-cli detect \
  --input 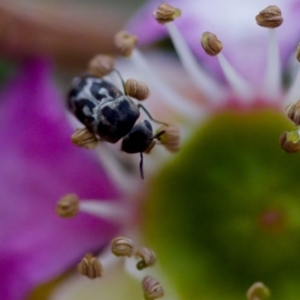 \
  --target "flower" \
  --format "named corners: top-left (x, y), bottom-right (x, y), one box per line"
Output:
top-left (0, 1), bottom-right (147, 298)
top-left (128, 1), bottom-right (300, 300)
top-left (0, 57), bottom-right (123, 300)
top-left (35, 0), bottom-right (300, 299)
